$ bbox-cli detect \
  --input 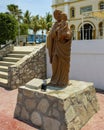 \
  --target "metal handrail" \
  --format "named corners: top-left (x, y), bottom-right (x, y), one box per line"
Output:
top-left (0, 41), bottom-right (13, 50)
